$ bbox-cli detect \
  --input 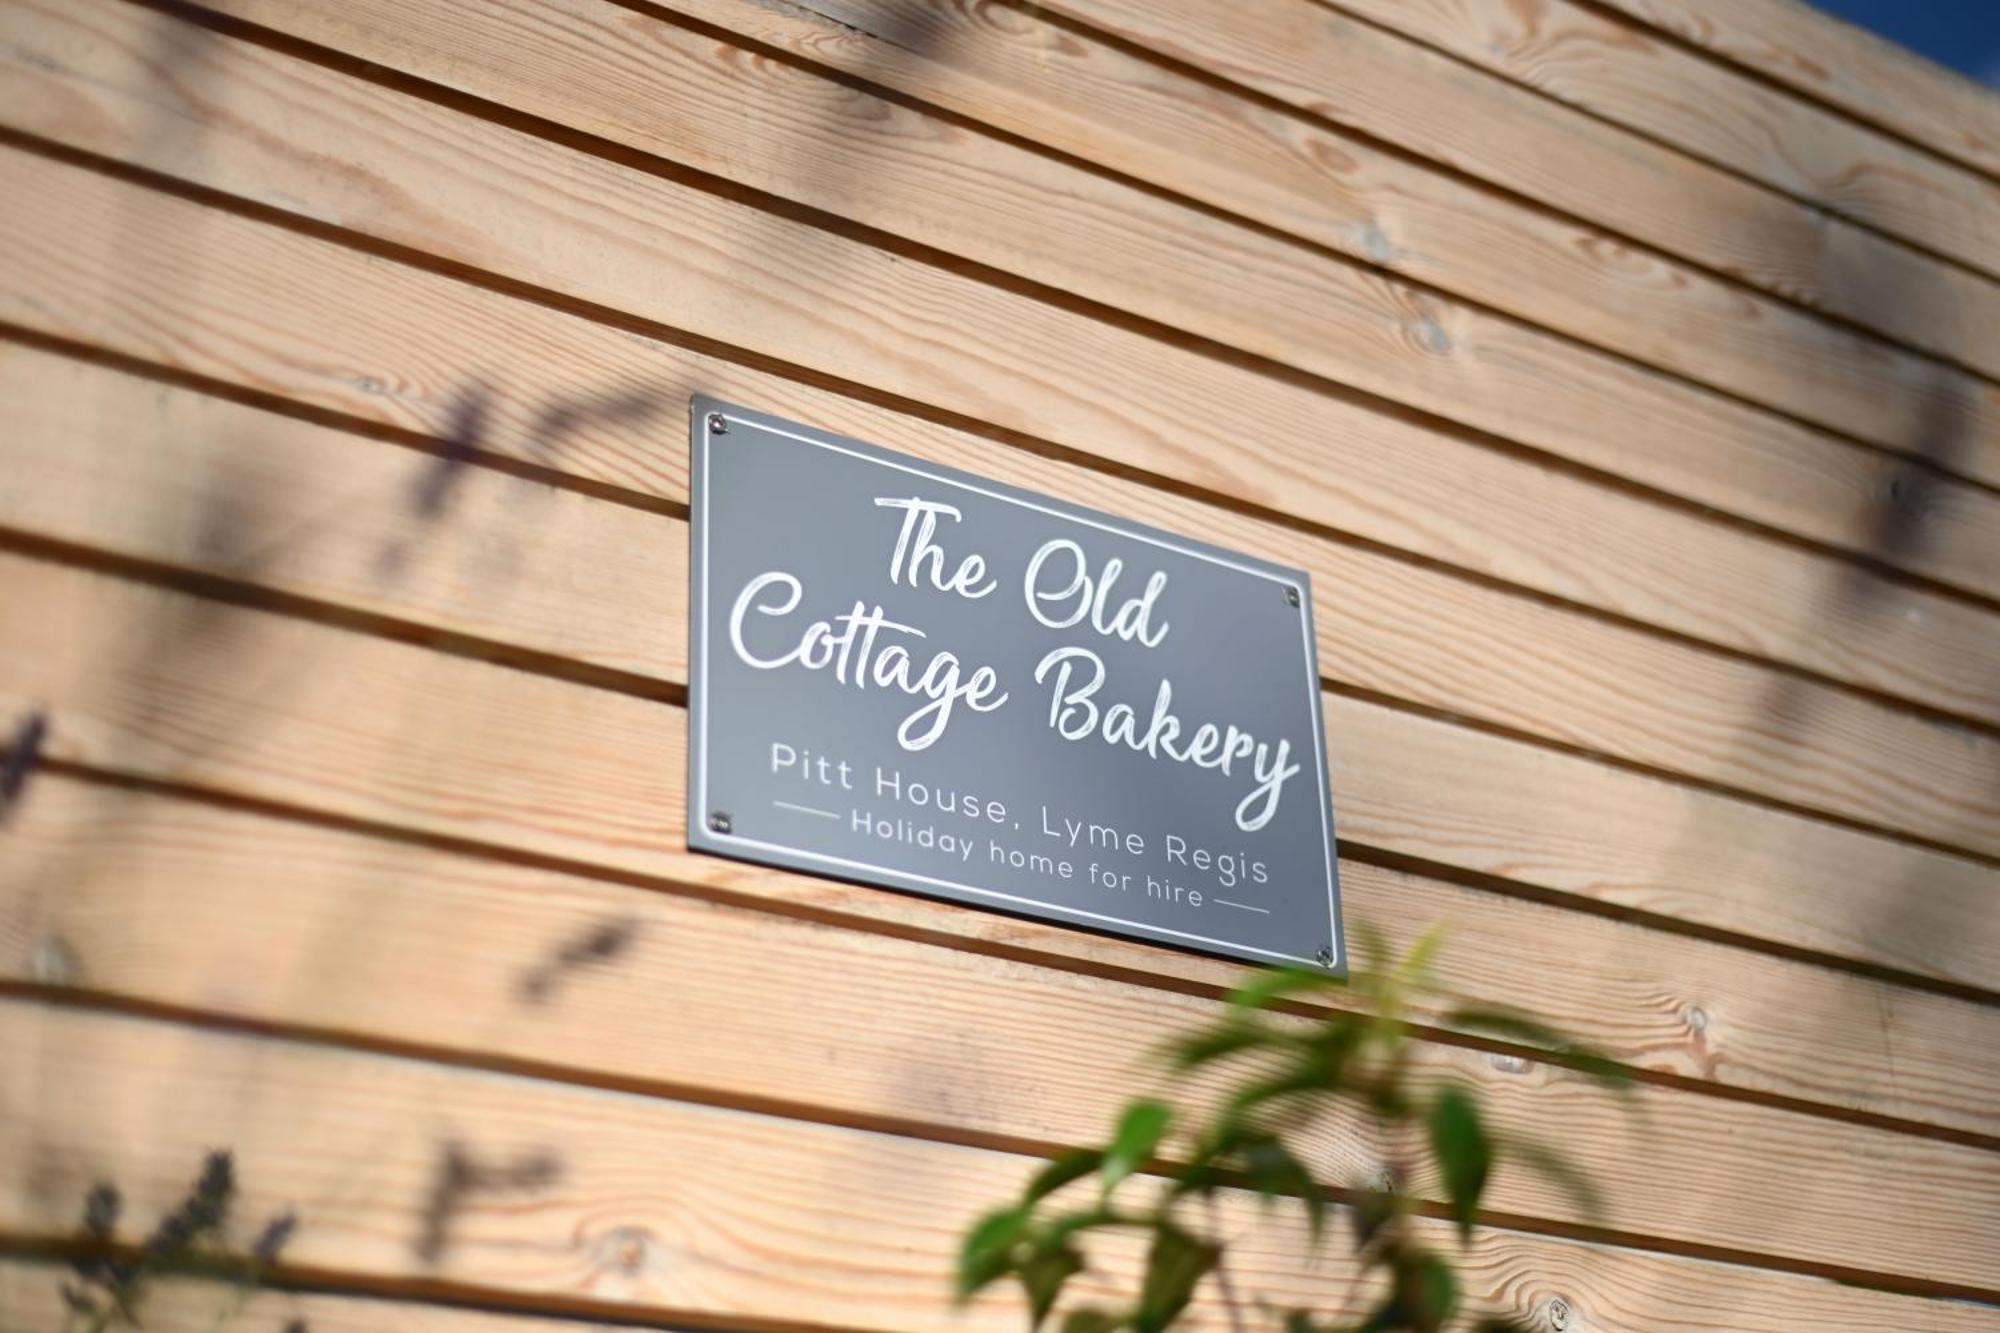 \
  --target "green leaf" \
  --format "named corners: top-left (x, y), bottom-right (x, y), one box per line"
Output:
top-left (1362, 1248), bottom-right (1460, 1332)
top-left (1042, 1206), bottom-right (1127, 1251)
top-left (1348, 919), bottom-right (1394, 976)
top-left (1427, 1086), bottom-right (1491, 1239)
top-left (1348, 1185), bottom-right (1397, 1253)
top-left (1442, 1006), bottom-right (1565, 1049)
top-left (1019, 1243), bottom-right (1086, 1329)
top-left (1444, 1006), bottom-right (1635, 1094)
top-left (1226, 965), bottom-right (1339, 1013)
top-left (1395, 924), bottom-right (1447, 992)
top-left (957, 1205), bottom-right (1028, 1298)
top-left (1408, 1250), bottom-right (1459, 1331)
top-left (1213, 1071), bottom-right (1317, 1141)
top-left (1101, 1100), bottom-right (1172, 1195)
top-left (1165, 1160), bottom-right (1226, 1201)
top-left (1242, 1134), bottom-right (1327, 1242)
top-left (1063, 1309), bottom-right (1126, 1333)
top-left (1134, 1223), bottom-right (1217, 1331)
top-left (1163, 1020), bottom-right (1279, 1070)
top-left (1216, 1036), bottom-right (1357, 1133)
top-left (1511, 1137), bottom-right (1606, 1223)
top-left (1027, 1149), bottom-right (1105, 1204)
